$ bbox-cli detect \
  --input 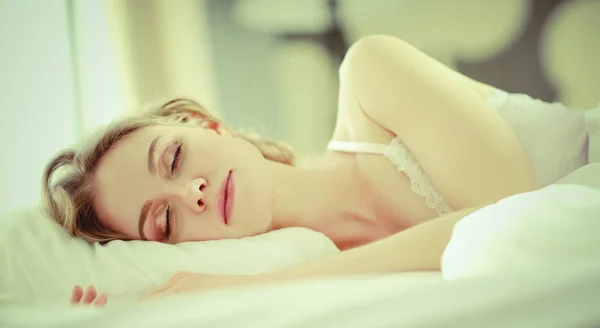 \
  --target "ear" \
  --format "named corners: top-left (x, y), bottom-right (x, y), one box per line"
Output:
top-left (216, 126), bottom-right (231, 137)
top-left (199, 120), bottom-right (230, 136)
